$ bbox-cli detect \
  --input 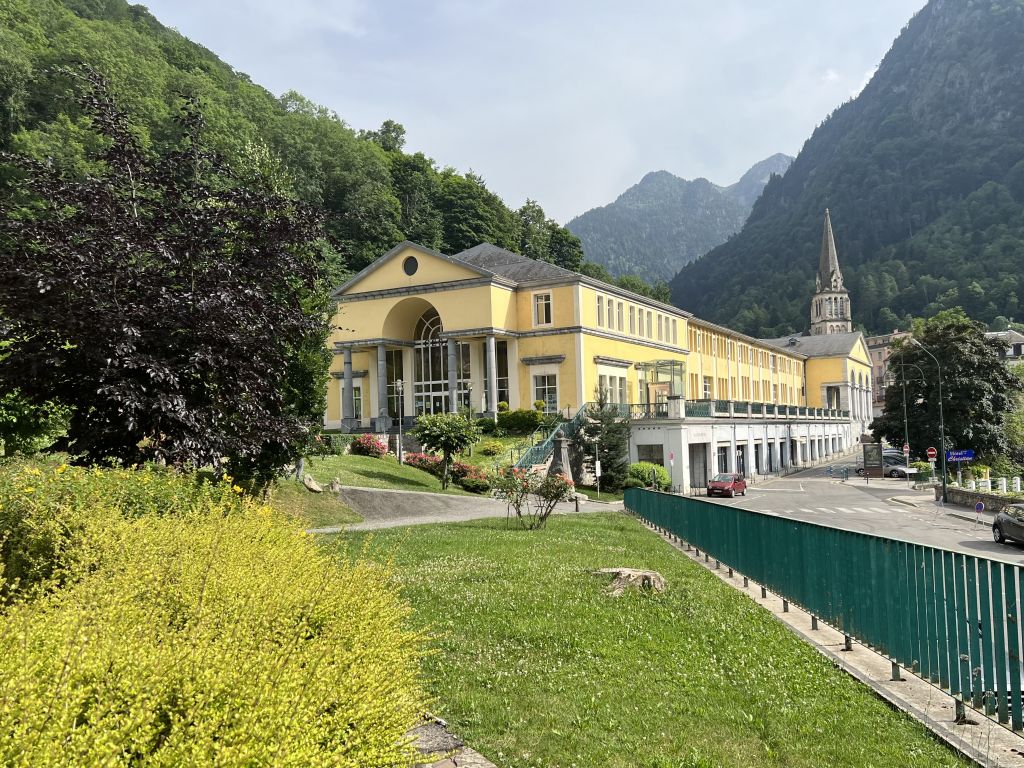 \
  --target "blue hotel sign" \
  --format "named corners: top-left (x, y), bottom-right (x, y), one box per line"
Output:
top-left (946, 449), bottom-right (975, 462)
